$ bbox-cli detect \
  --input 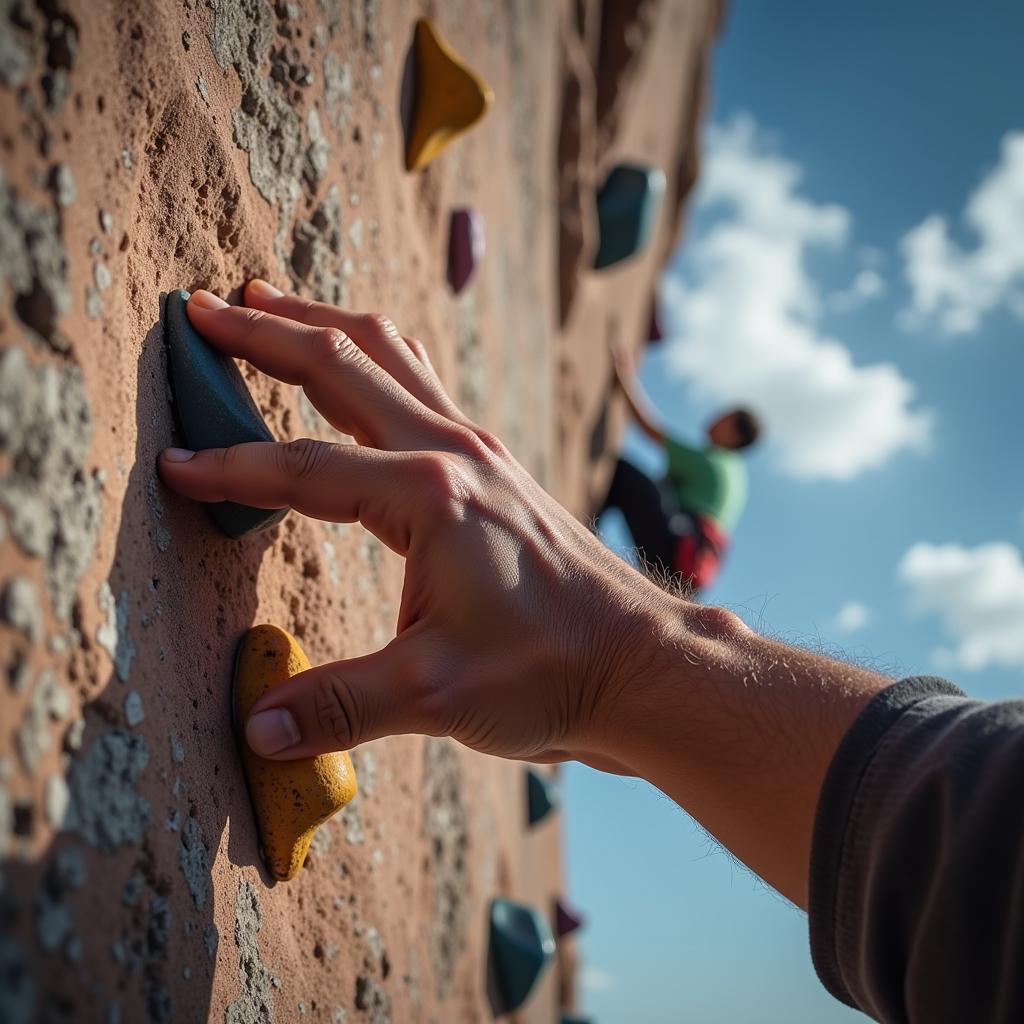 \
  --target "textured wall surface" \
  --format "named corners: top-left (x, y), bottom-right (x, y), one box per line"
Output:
top-left (0, 1), bottom-right (721, 1021)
